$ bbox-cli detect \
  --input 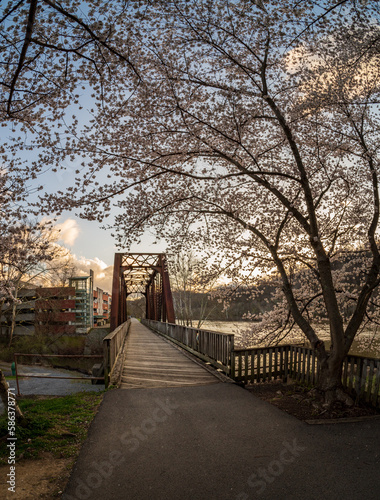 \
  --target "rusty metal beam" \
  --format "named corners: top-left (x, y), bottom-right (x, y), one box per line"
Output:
top-left (159, 255), bottom-right (175, 324)
top-left (111, 252), bottom-right (175, 329)
top-left (110, 253), bottom-right (122, 331)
